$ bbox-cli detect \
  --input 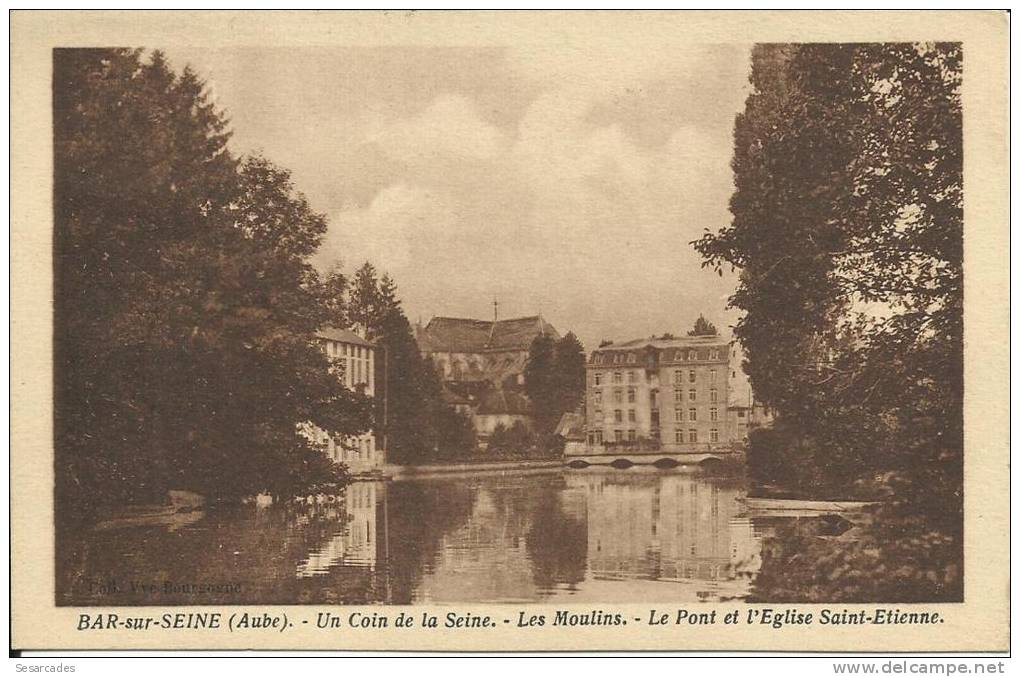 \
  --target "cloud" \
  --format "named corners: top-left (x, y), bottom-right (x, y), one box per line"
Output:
top-left (367, 93), bottom-right (508, 162)
top-left (174, 45), bottom-right (751, 348)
